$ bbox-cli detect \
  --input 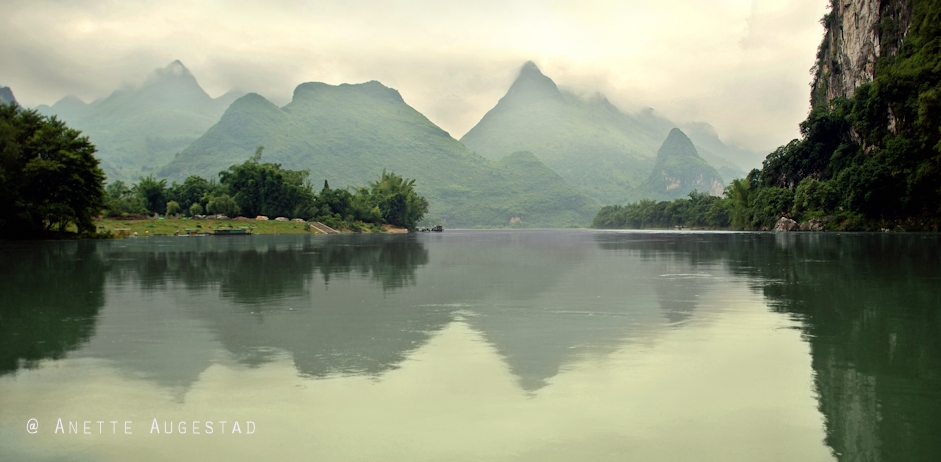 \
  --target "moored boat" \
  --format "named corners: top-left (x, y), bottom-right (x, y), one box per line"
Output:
top-left (213, 227), bottom-right (253, 235)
